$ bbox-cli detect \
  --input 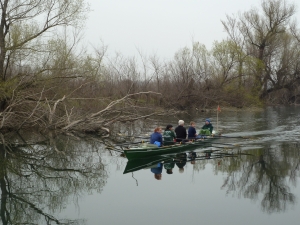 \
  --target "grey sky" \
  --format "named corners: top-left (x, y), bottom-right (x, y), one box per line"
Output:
top-left (85, 0), bottom-right (298, 59)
